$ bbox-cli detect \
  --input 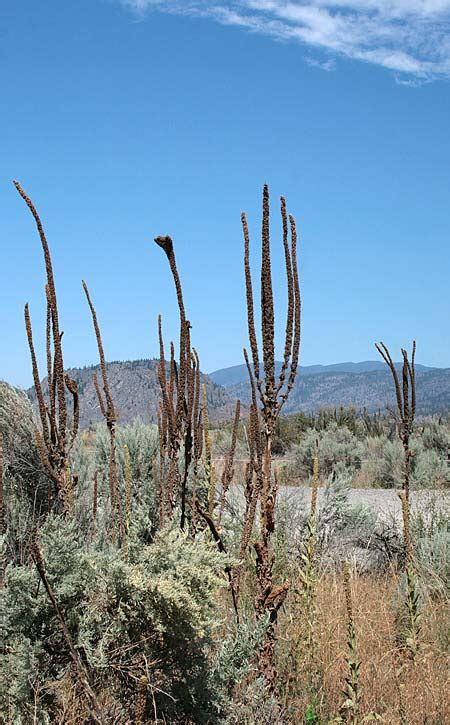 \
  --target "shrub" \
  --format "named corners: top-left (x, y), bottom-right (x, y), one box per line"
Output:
top-left (1, 515), bottom-right (231, 723)
top-left (0, 382), bottom-right (49, 507)
top-left (293, 423), bottom-right (364, 480)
